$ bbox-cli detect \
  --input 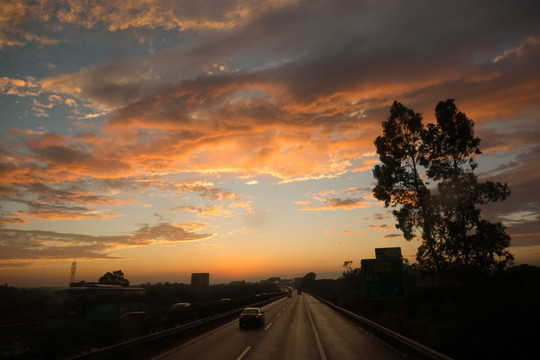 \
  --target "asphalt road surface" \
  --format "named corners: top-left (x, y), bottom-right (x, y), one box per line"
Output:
top-left (153, 293), bottom-right (404, 360)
